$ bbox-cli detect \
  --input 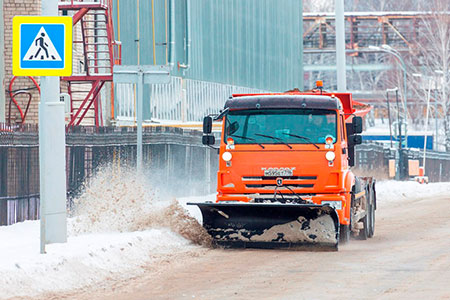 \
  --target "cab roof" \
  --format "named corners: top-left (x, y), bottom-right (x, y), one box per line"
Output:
top-left (224, 95), bottom-right (342, 111)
